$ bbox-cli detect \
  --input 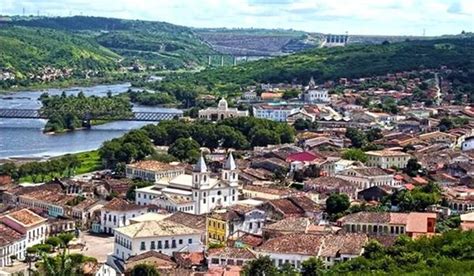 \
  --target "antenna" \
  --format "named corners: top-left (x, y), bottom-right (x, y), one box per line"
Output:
top-left (22, 7), bottom-right (25, 16)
